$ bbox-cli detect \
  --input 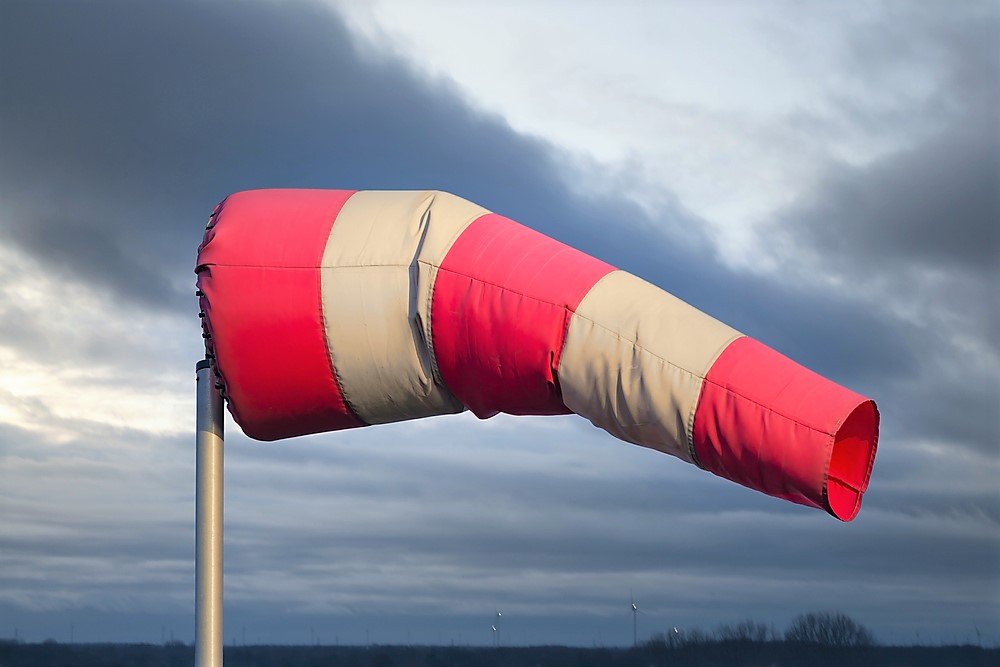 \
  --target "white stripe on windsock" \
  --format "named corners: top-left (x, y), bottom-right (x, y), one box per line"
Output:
top-left (559, 270), bottom-right (741, 464)
top-left (319, 190), bottom-right (487, 424)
